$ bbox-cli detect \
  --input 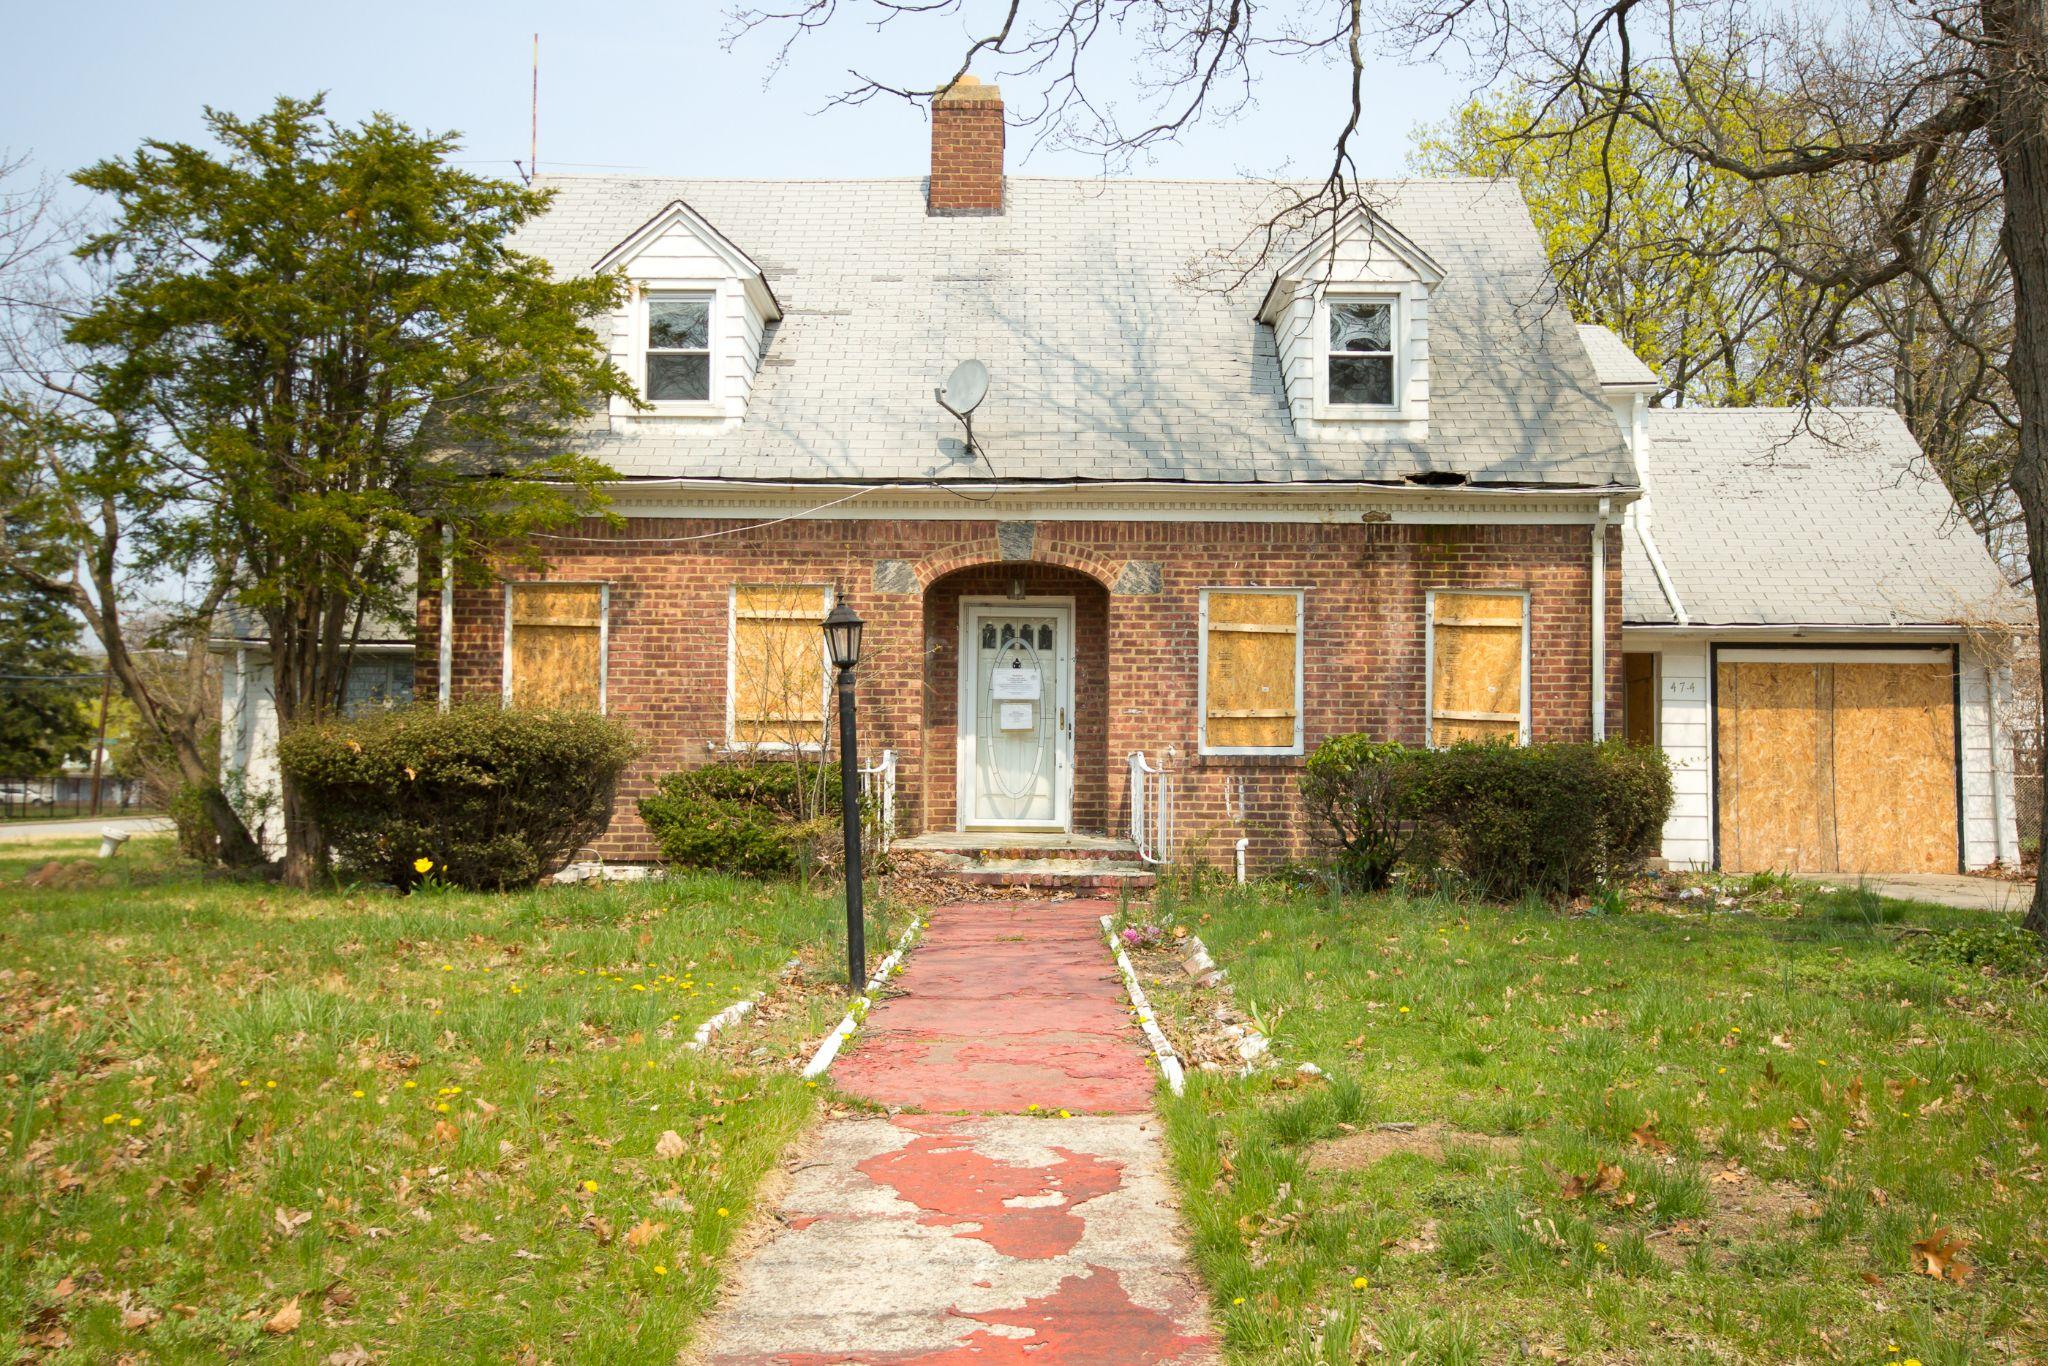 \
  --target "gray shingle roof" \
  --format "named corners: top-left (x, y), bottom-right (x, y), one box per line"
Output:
top-left (519, 175), bottom-right (1633, 487)
top-left (1576, 324), bottom-right (1661, 388)
top-left (1623, 407), bottom-right (2022, 627)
